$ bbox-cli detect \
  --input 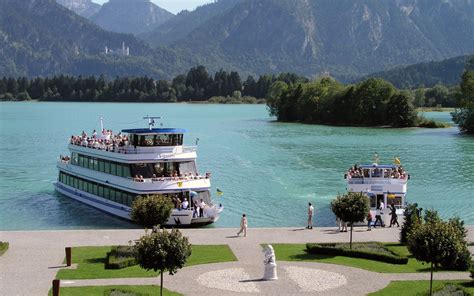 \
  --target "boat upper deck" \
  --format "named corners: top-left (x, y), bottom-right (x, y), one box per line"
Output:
top-left (346, 164), bottom-right (408, 185)
top-left (69, 127), bottom-right (196, 160)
